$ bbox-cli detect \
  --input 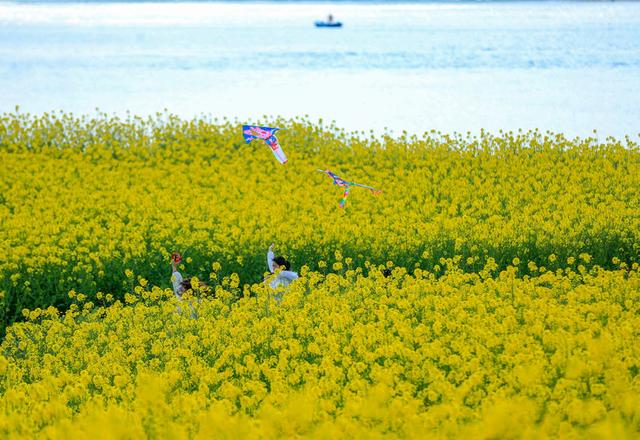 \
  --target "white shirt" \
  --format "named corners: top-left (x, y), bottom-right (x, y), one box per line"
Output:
top-left (267, 250), bottom-right (299, 289)
top-left (171, 271), bottom-right (184, 298)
